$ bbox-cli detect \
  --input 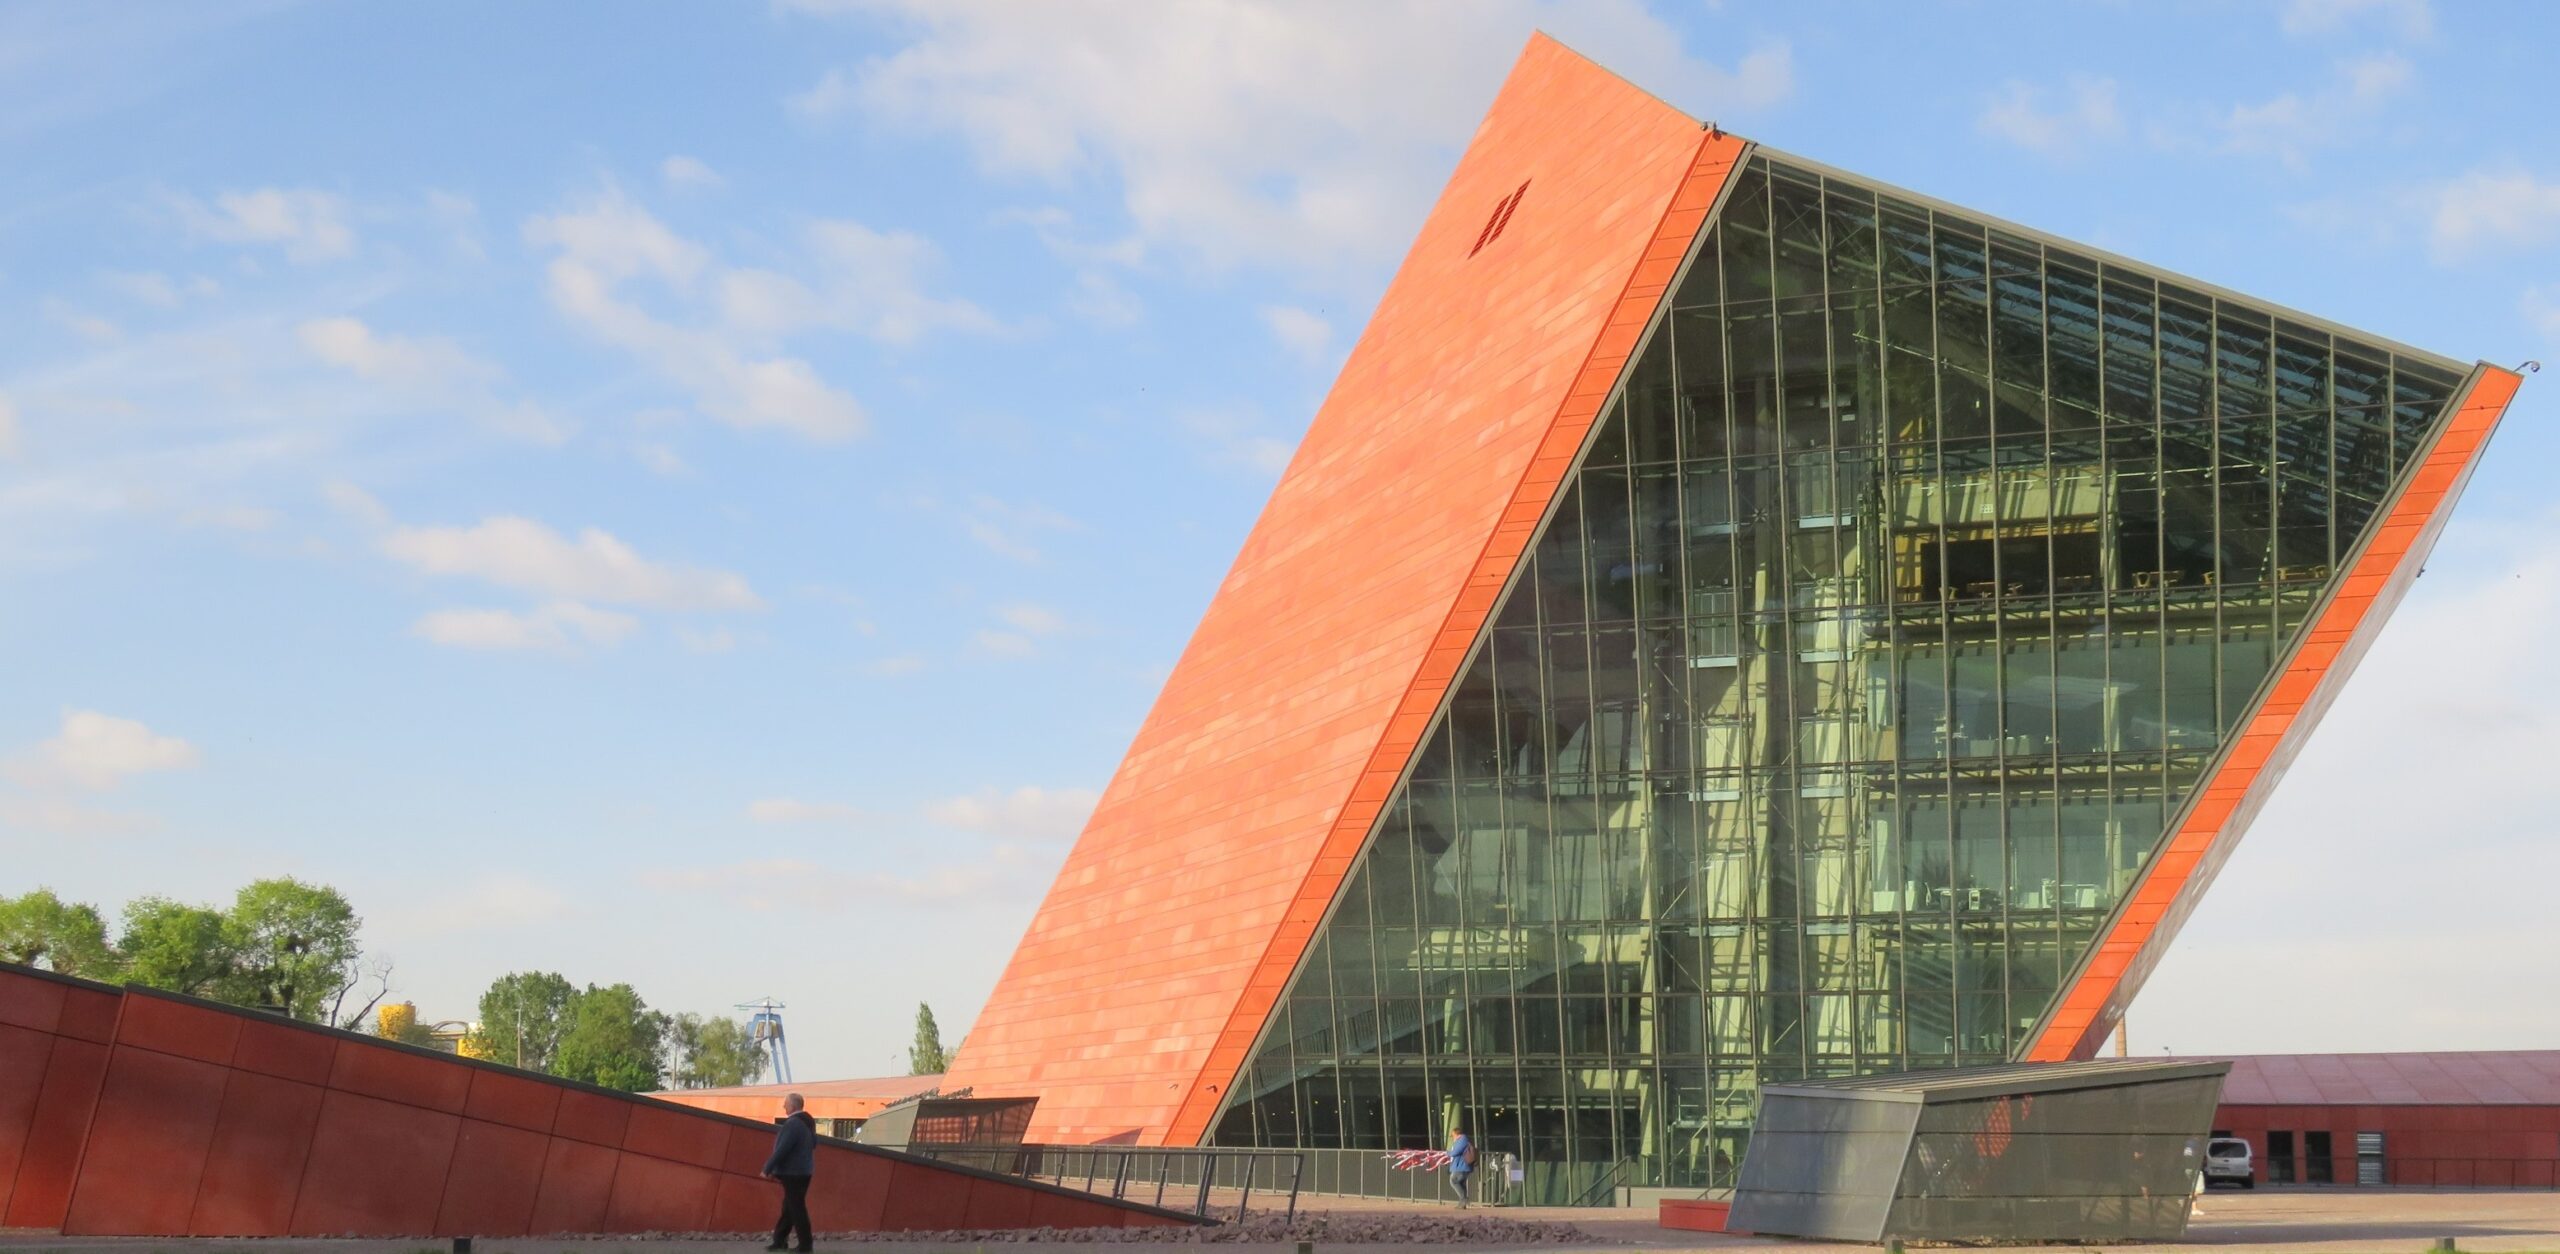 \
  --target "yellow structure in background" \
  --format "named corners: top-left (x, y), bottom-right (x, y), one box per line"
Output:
top-left (377, 1001), bottom-right (417, 1040)
top-left (374, 1001), bottom-right (487, 1058)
